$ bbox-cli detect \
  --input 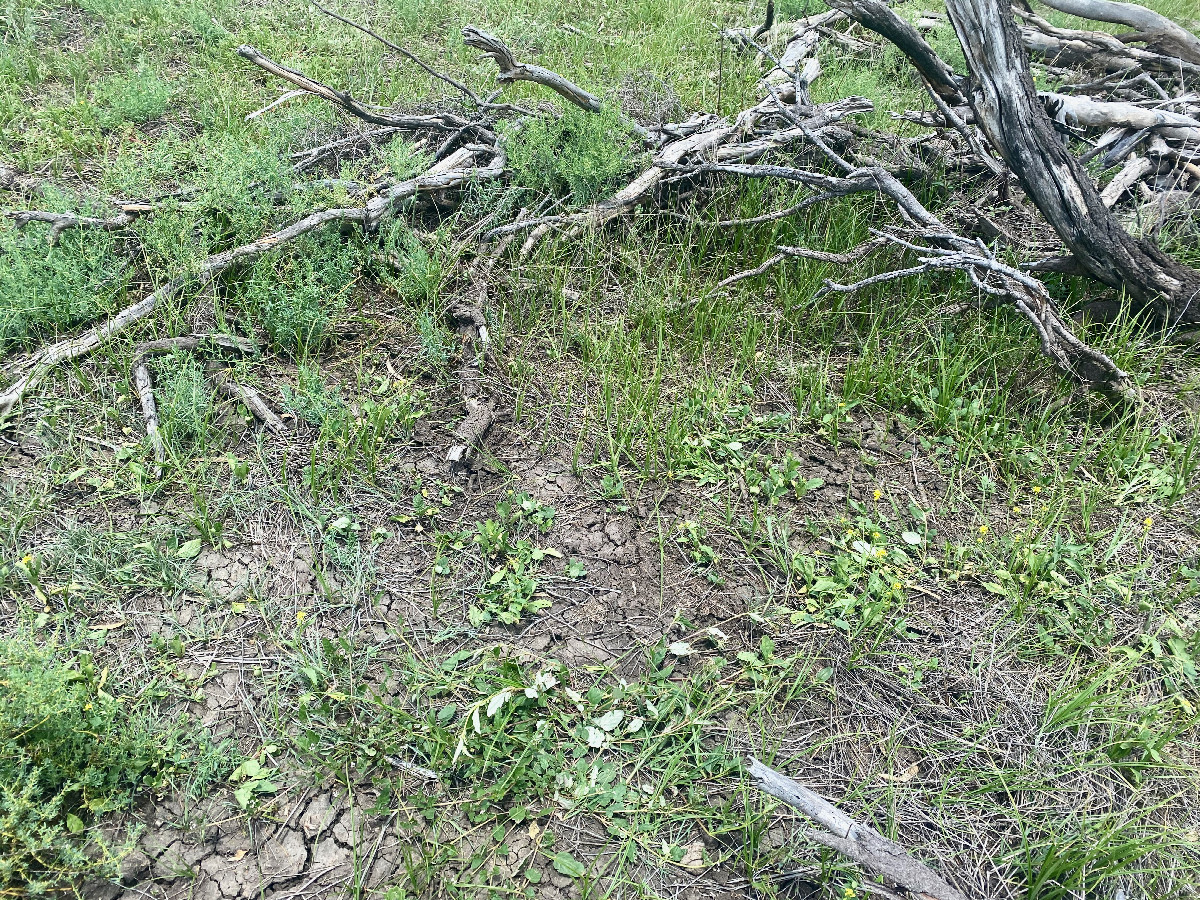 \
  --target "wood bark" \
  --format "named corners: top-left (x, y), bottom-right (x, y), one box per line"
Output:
top-left (1036, 0), bottom-right (1200, 64)
top-left (747, 757), bottom-right (974, 900)
top-left (825, 0), bottom-right (966, 105)
top-left (945, 0), bottom-right (1200, 325)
